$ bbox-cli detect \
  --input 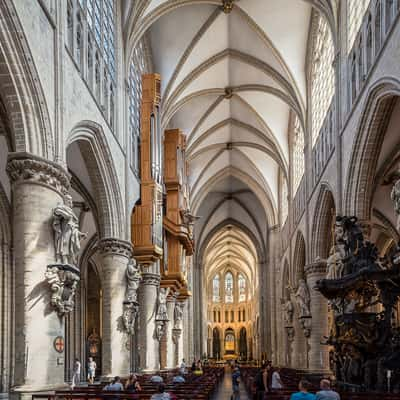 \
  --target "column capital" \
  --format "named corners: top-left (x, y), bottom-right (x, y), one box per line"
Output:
top-left (97, 238), bottom-right (133, 258)
top-left (305, 260), bottom-right (327, 277)
top-left (141, 272), bottom-right (161, 286)
top-left (6, 152), bottom-right (70, 194)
